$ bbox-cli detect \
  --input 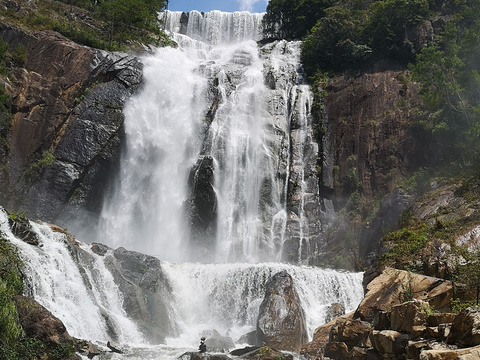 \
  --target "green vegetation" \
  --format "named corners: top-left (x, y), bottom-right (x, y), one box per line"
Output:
top-left (2, 0), bottom-right (172, 51)
top-left (24, 151), bottom-right (56, 181)
top-left (0, 236), bottom-right (24, 359)
top-left (410, 2), bottom-right (480, 170)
